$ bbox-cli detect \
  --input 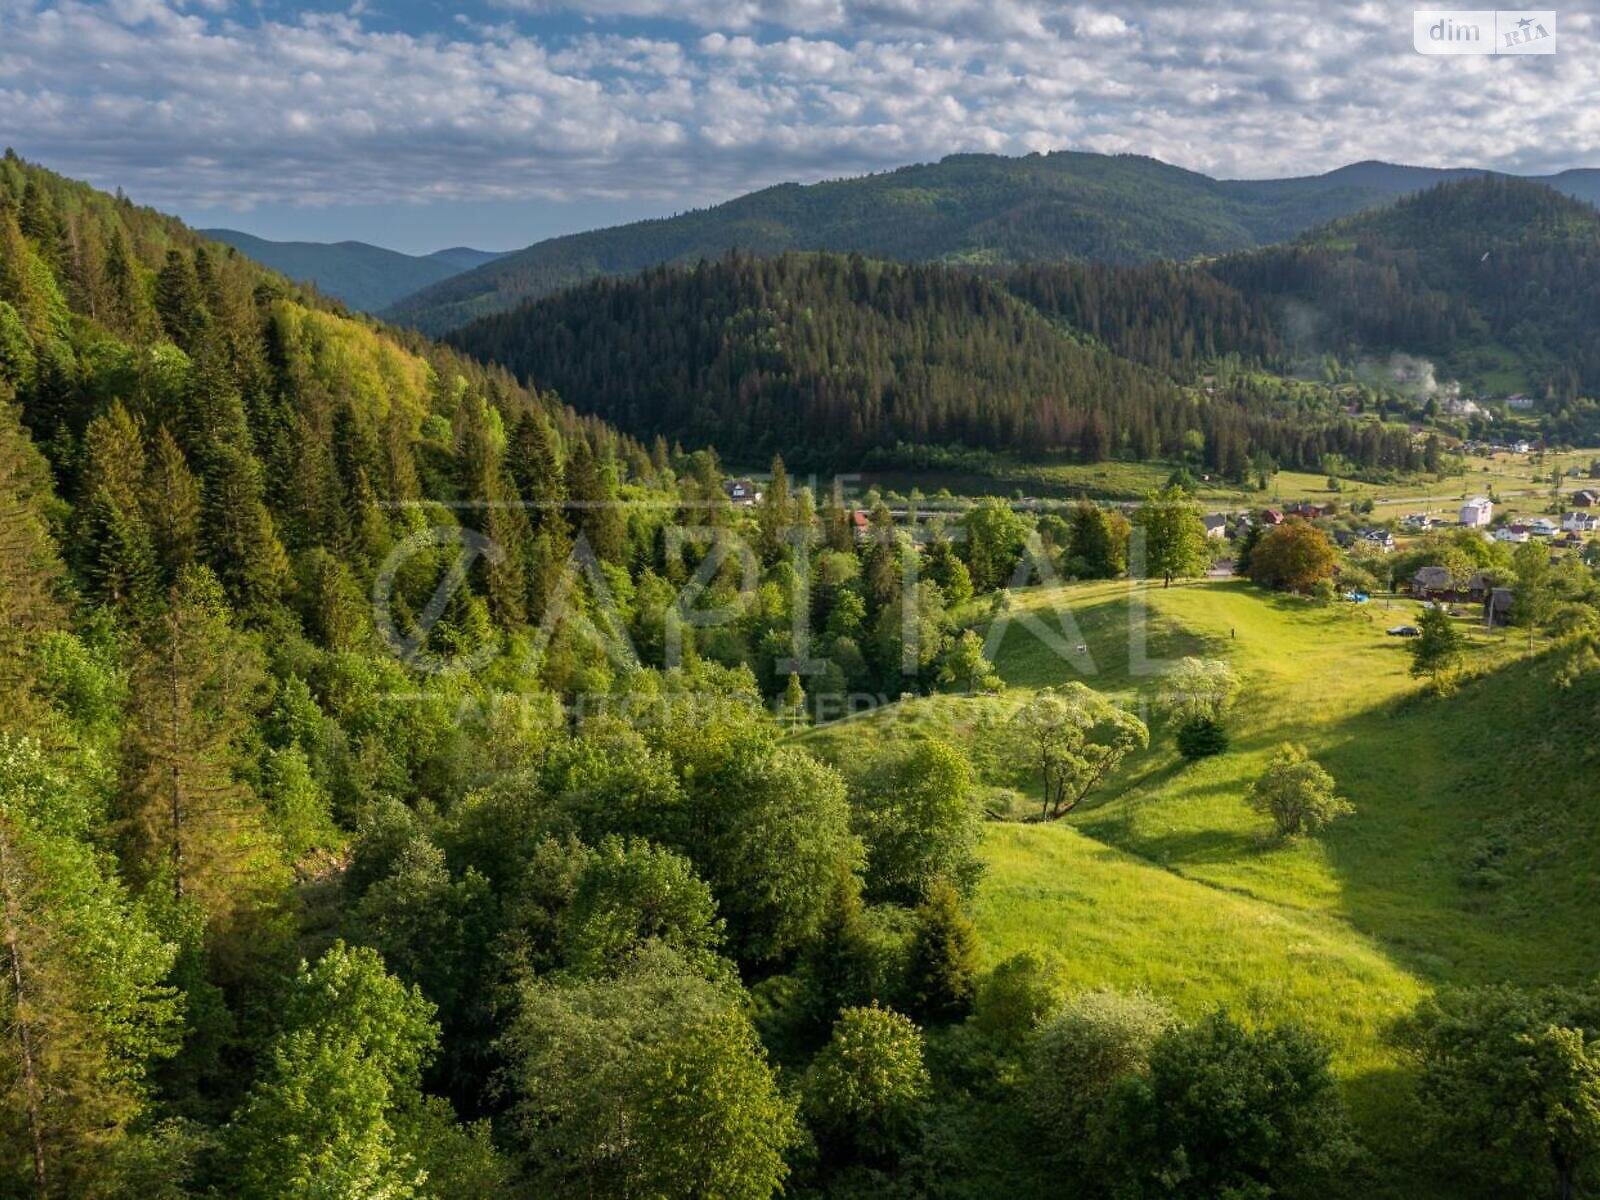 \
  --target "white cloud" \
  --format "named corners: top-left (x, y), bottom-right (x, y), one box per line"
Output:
top-left (3, 0), bottom-right (1598, 225)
